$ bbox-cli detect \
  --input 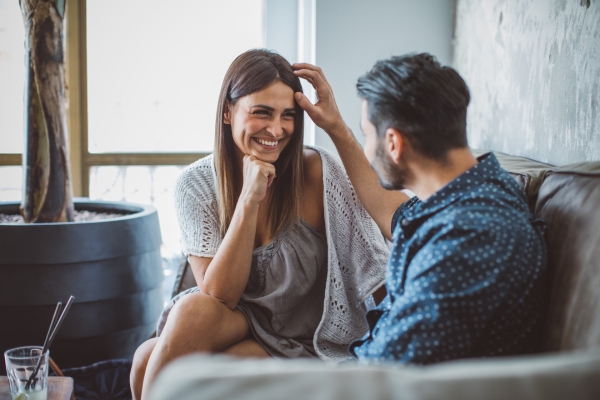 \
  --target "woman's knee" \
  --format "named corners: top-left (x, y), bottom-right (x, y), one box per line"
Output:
top-left (163, 293), bottom-right (225, 336)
